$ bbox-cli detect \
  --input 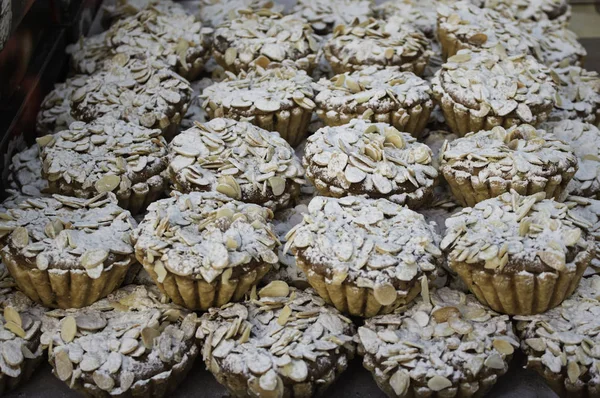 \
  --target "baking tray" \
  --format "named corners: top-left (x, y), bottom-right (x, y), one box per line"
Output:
top-left (3, 0), bottom-right (599, 397)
